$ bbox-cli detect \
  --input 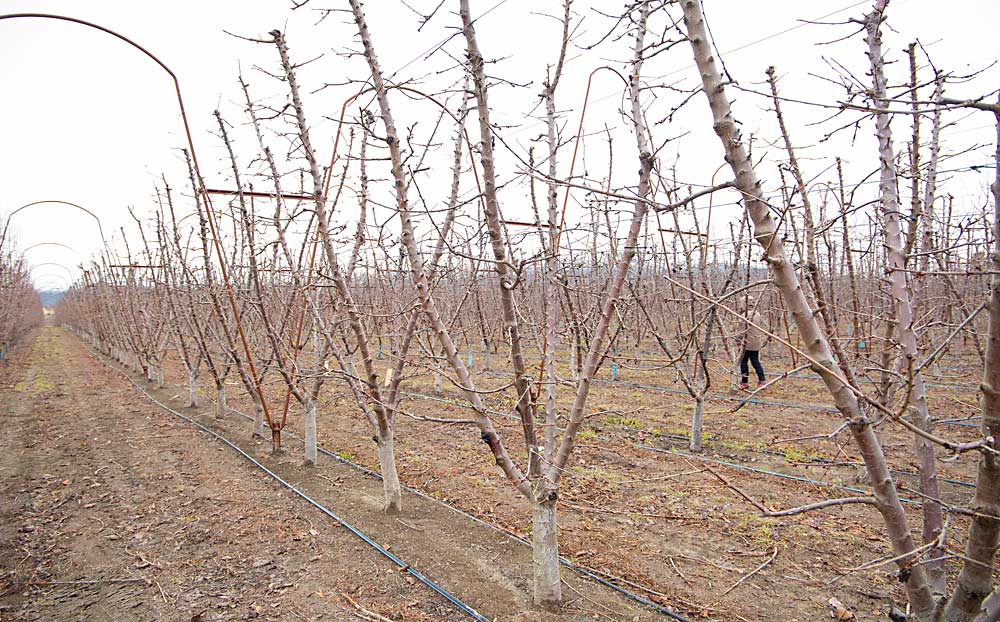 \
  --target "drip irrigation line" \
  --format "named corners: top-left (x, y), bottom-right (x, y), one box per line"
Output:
top-left (636, 444), bottom-right (920, 506)
top-left (401, 390), bottom-right (511, 419)
top-left (590, 376), bottom-right (837, 412)
top-left (84, 338), bottom-right (691, 622)
top-left (85, 346), bottom-right (491, 622)
top-left (763, 371), bottom-right (978, 392)
top-left (489, 370), bottom-right (979, 431)
top-left (463, 349), bottom-right (979, 393)
top-left (940, 419), bottom-right (979, 429)
top-left (398, 389), bottom-right (971, 502)
top-left (484, 368), bottom-right (838, 413)
top-left (218, 401), bottom-right (691, 621)
top-left (653, 430), bottom-right (975, 489)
